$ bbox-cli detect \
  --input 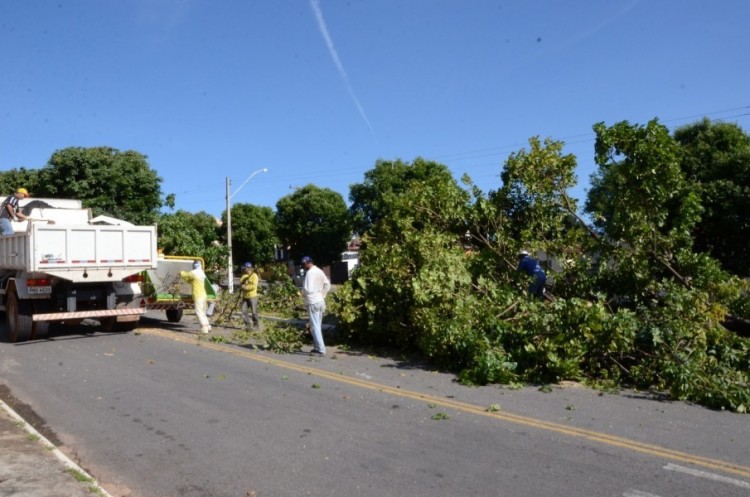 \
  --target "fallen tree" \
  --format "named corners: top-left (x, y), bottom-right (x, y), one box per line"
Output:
top-left (336, 121), bottom-right (749, 413)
